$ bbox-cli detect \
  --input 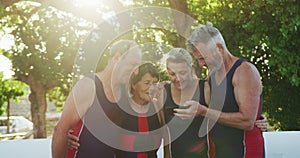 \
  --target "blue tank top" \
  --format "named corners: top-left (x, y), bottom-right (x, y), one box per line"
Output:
top-left (164, 80), bottom-right (208, 158)
top-left (75, 75), bottom-right (121, 158)
top-left (116, 102), bottom-right (162, 158)
top-left (209, 58), bottom-right (263, 158)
